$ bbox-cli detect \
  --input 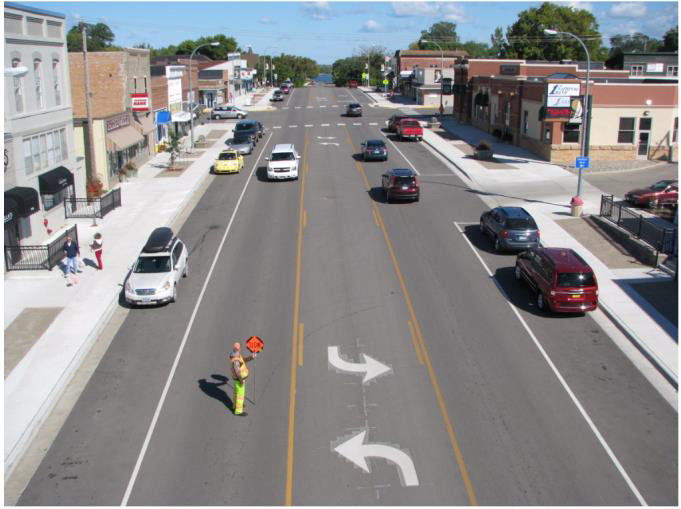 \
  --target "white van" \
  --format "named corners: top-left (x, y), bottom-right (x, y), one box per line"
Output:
top-left (266, 144), bottom-right (300, 180)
